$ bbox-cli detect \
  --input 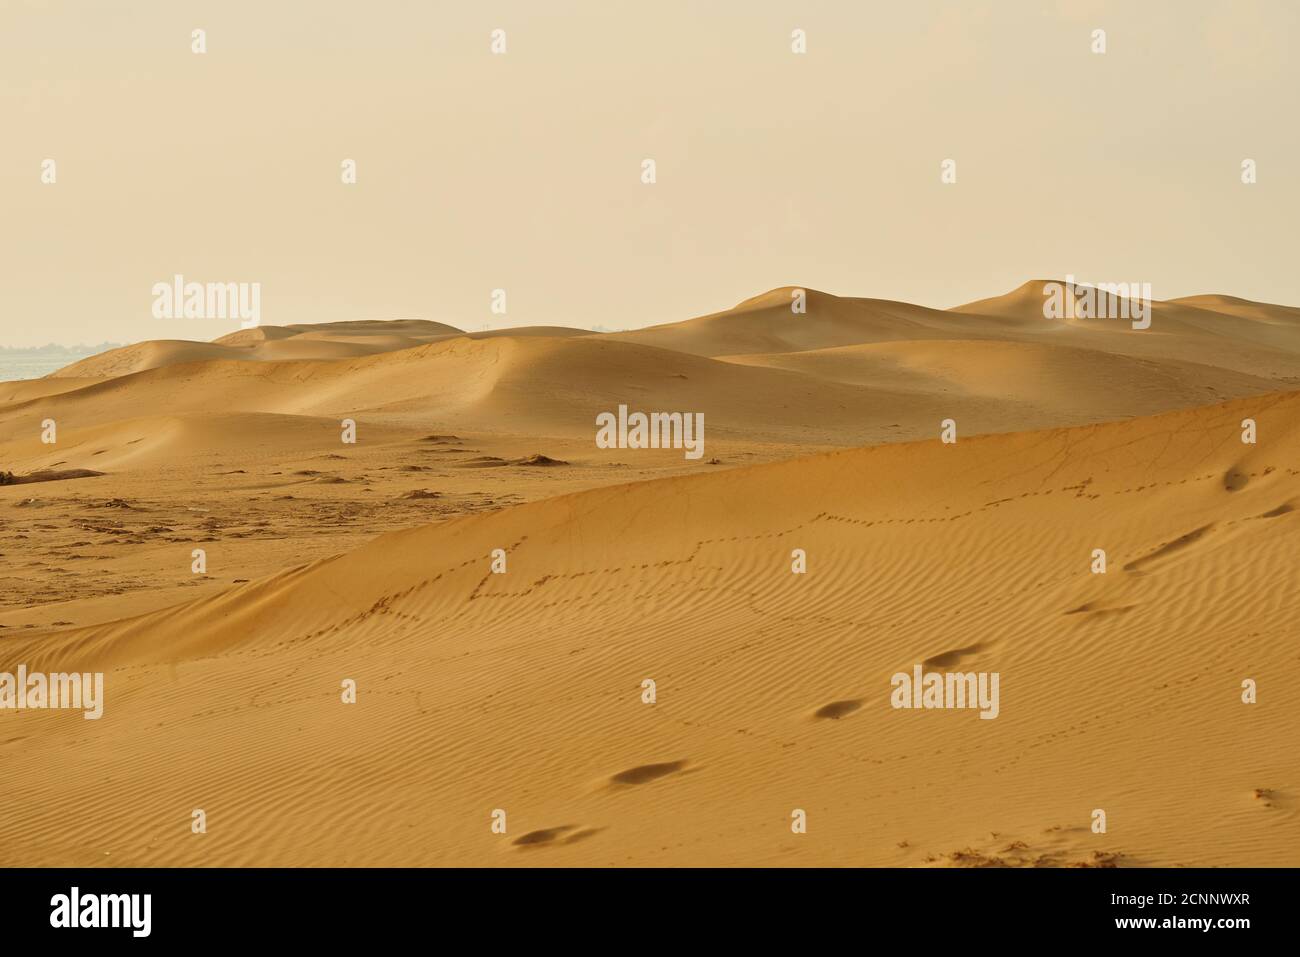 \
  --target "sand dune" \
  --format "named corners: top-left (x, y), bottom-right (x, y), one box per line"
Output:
top-left (52, 319), bottom-right (466, 378)
top-left (2, 336), bottom-right (1010, 455)
top-left (466, 326), bottom-right (592, 340)
top-left (4, 281), bottom-right (1299, 868)
top-left (50, 340), bottom-right (241, 379)
top-left (213, 319), bottom-right (462, 344)
top-left (602, 283), bottom-right (1300, 379)
top-left (722, 338), bottom-right (1278, 414)
top-left (1166, 293), bottom-right (1300, 324)
top-left (2, 389), bottom-right (1296, 866)
top-left (598, 286), bottom-right (1024, 357)
top-left (0, 376), bottom-right (102, 404)
top-left (16, 280), bottom-right (1300, 468)
top-left (954, 281), bottom-right (1300, 380)
top-left (52, 320), bottom-right (597, 380)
